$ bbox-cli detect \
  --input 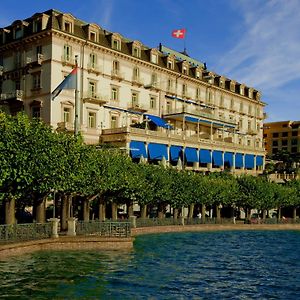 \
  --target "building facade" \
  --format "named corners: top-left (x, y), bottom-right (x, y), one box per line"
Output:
top-left (264, 121), bottom-right (300, 158)
top-left (0, 9), bottom-right (266, 174)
